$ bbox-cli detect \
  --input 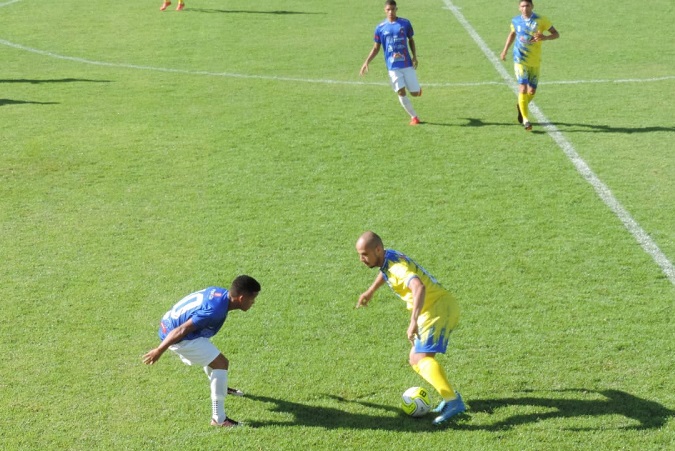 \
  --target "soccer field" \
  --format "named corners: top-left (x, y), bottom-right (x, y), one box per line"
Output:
top-left (1, 0), bottom-right (674, 449)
